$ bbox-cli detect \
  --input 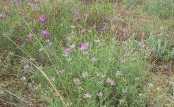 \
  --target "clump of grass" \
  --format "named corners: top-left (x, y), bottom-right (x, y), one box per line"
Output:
top-left (144, 0), bottom-right (174, 19)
